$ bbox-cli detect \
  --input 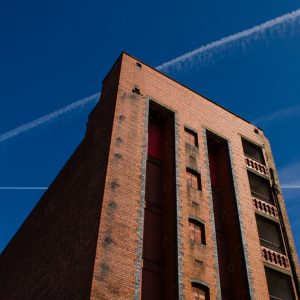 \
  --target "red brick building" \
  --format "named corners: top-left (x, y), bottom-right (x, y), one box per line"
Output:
top-left (1, 53), bottom-right (299, 299)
